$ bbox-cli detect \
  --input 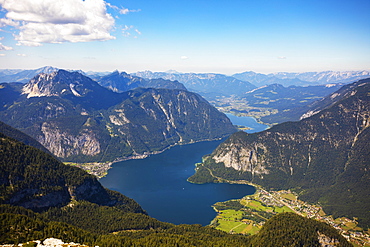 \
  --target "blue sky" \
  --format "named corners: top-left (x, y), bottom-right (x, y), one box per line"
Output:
top-left (0, 0), bottom-right (369, 74)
